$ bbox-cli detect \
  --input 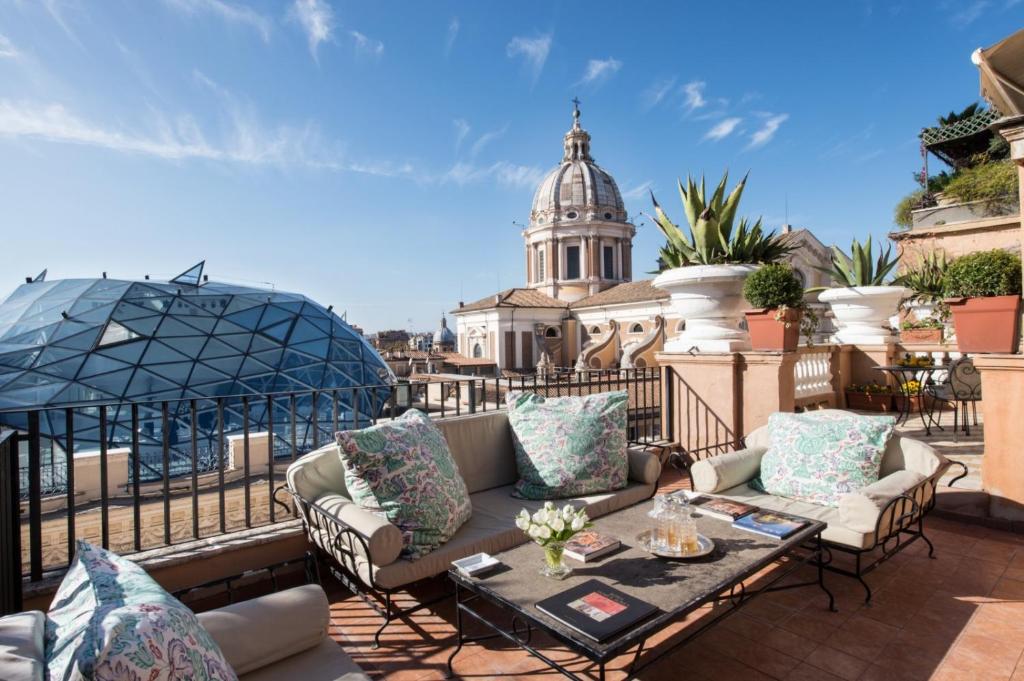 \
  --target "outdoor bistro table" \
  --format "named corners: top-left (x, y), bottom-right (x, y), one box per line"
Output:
top-left (874, 364), bottom-right (952, 435)
top-left (445, 501), bottom-right (833, 681)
